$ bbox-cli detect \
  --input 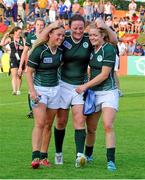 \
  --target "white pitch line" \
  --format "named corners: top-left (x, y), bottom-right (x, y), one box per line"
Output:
top-left (0, 102), bottom-right (27, 106)
top-left (124, 91), bottom-right (145, 95)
